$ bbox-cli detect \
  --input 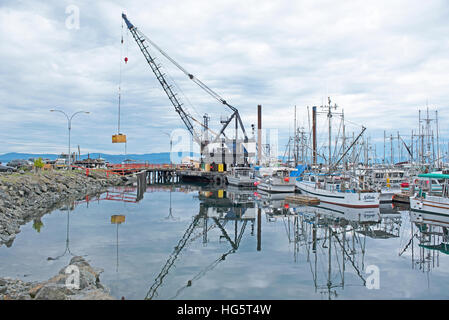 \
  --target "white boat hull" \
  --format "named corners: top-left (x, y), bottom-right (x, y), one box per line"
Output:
top-left (410, 195), bottom-right (449, 217)
top-left (226, 175), bottom-right (255, 187)
top-left (296, 181), bottom-right (380, 208)
top-left (257, 182), bottom-right (295, 193)
top-left (379, 188), bottom-right (401, 203)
